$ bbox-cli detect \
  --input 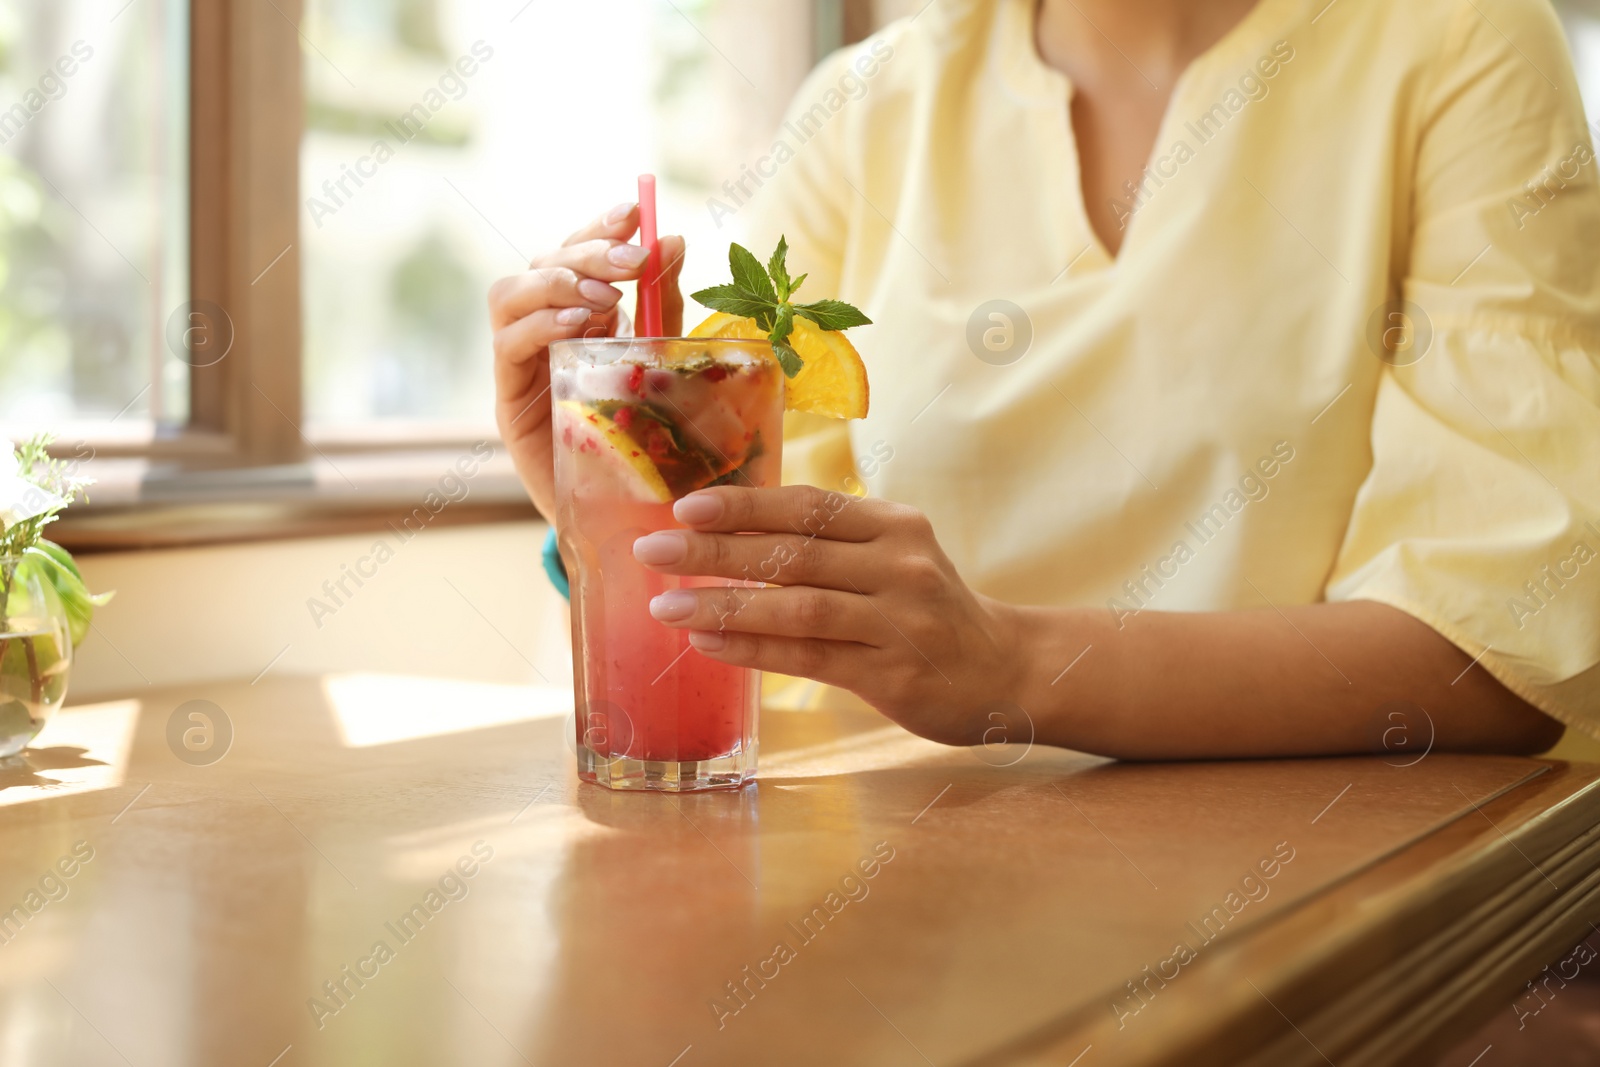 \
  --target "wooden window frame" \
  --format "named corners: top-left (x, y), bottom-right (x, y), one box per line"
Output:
top-left (52, 0), bottom-right (302, 468)
top-left (188, 0), bottom-right (303, 467)
top-left (72, 0), bottom-right (868, 469)
top-left (71, 0), bottom-right (487, 469)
